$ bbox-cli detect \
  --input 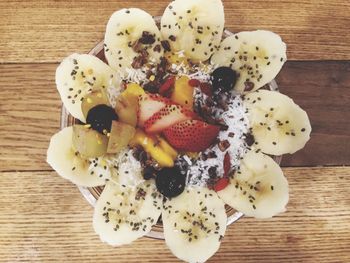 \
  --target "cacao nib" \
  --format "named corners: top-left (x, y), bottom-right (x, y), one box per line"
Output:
top-left (135, 188), bottom-right (147, 200)
top-left (208, 166), bottom-right (217, 177)
top-left (140, 49), bottom-right (149, 58)
top-left (139, 31), bottom-right (156, 45)
top-left (131, 55), bottom-right (147, 69)
top-left (132, 40), bottom-right (143, 53)
top-left (169, 35), bottom-right (176, 41)
top-left (153, 44), bottom-right (161, 53)
top-left (218, 140), bottom-right (230, 152)
top-left (244, 133), bottom-right (255, 146)
top-left (244, 81), bottom-right (255, 92)
top-left (161, 40), bottom-right (171, 52)
top-left (207, 151), bottom-right (217, 159)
